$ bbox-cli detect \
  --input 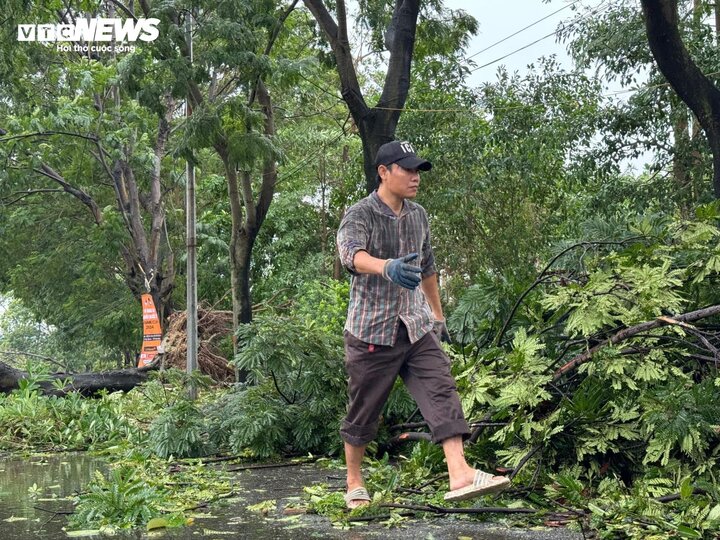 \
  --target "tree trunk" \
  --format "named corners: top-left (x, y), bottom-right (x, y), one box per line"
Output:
top-left (222, 163), bottom-right (261, 329)
top-left (358, 116), bottom-right (401, 193)
top-left (304, 0), bottom-right (420, 193)
top-left (0, 360), bottom-right (155, 396)
top-left (221, 80), bottom-right (278, 333)
top-left (222, 153), bottom-right (246, 334)
top-left (114, 99), bottom-right (176, 328)
top-left (230, 223), bottom-right (256, 326)
top-left (641, 0), bottom-right (720, 197)
top-left (671, 104), bottom-right (692, 210)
